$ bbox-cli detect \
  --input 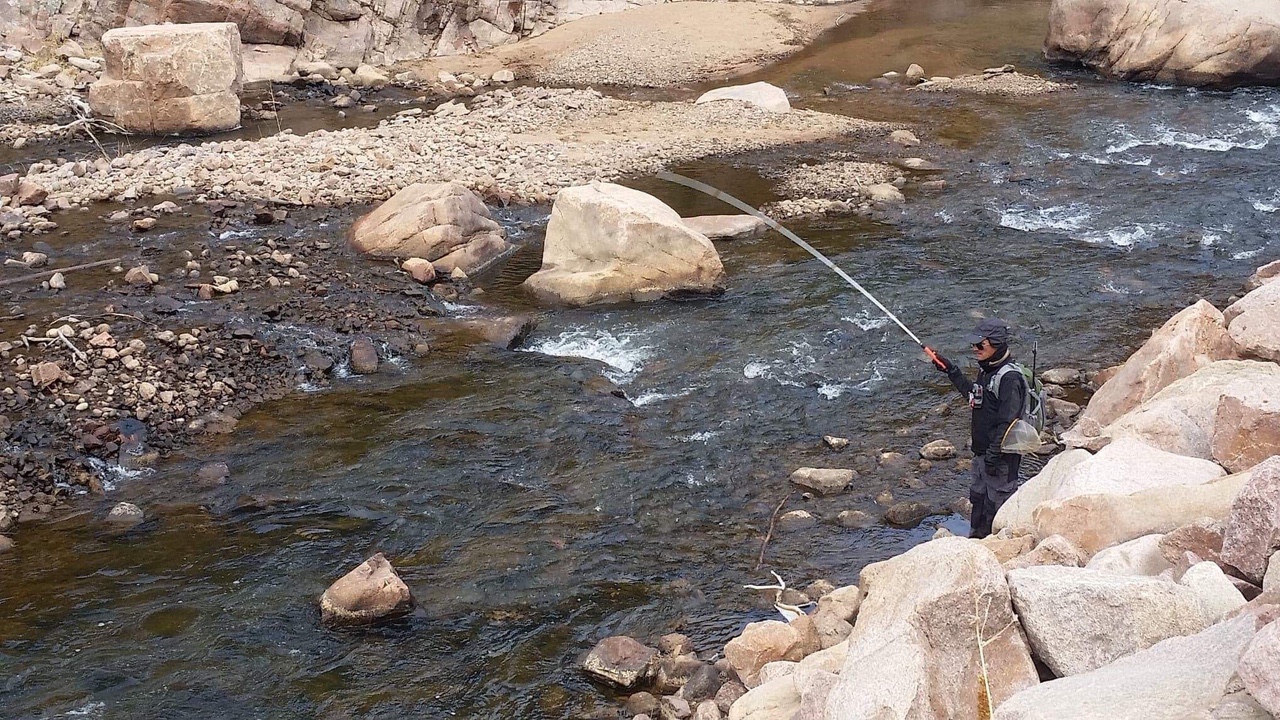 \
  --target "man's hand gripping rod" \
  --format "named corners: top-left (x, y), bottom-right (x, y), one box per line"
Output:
top-left (656, 172), bottom-right (946, 367)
